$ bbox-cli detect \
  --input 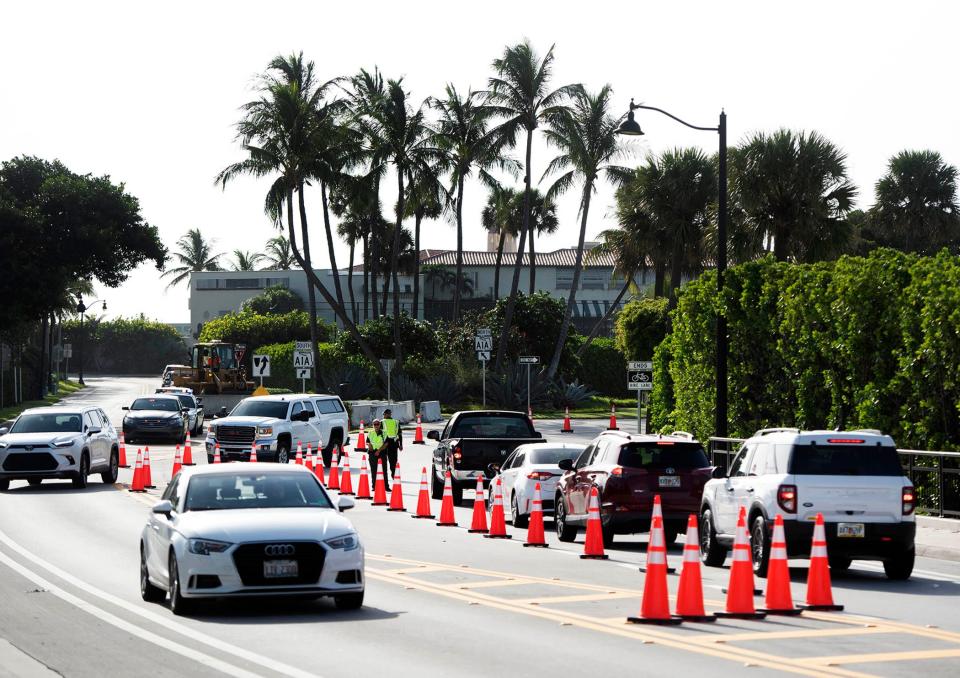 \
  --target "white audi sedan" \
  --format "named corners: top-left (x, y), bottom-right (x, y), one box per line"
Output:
top-left (490, 443), bottom-right (585, 528)
top-left (140, 463), bottom-right (363, 615)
